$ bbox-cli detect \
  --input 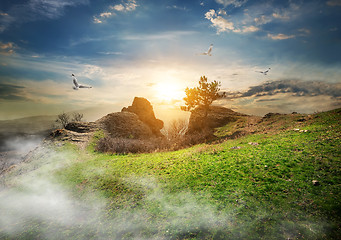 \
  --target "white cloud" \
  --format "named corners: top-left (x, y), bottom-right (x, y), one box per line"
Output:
top-left (254, 15), bottom-right (272, 25)
top-left (215, 0), bottom-right (247, 7)
top-left (100, 12), bottom-right (113, 18)
top-left (298, 28), bottom-right (311, 36)
top-left (205, 9), bottom-right (236, 34)
top-left (267, 33), bottom-right (295, 40)
top-left (166, 5), bottom-right (187, 11)
top-left (94, 0), bottom-right (138, 24)
top-left (242, 25), bottom-right (259, 33)
top-left (272, 12), bottom-right (290, 20)
top-left (205, 9), bottom-right (259, 34)
top-left (110, 0), bottom-right (138, 12)
top-left (217, 9), bottom-right (227, 15)
top-left (0, 41), bottom-right (16, 55)
top-left (93, 17), bottom-right (102, 24)
top-left (326, 0), bottom-right (341, 6)
top-left (111, 4), bottom-right (125, 11)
